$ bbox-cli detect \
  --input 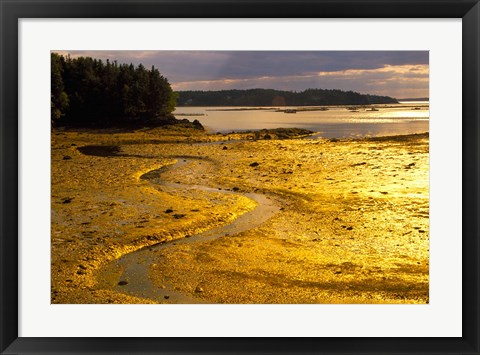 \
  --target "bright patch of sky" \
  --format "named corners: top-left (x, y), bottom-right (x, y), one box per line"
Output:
top-left (54, 51), bottom-right (429, 99)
